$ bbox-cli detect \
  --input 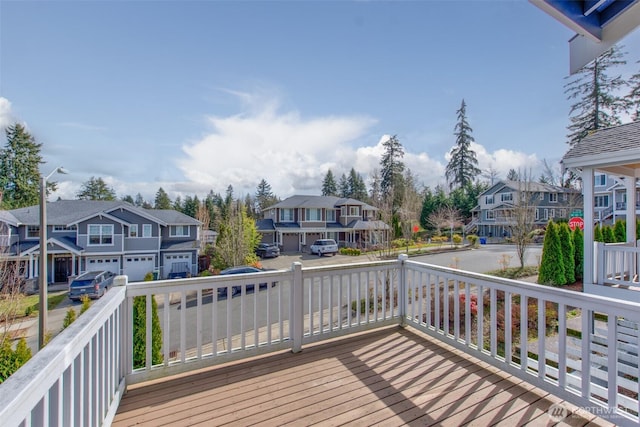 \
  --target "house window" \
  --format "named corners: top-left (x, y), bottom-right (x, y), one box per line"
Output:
top-left (349, 206), bottom-right (360, 216)
top-left (550, 209), bottom-right (555, 218)
top-left (539, 192), bottom-right (544, 201)
top-left (485, 195), bottom-right (494, 204)
top-left (595, 174), bottom-right (606, 186)
top-left (305, 208), bottom-right (321, 221)
top-left (595, 195), bottom-right (609, 208)
top-left (129, 224), bottom-right (138, 238)
top-left (53, 225), bottom-right (77, 232)
top-left (279, 209), bottom-right (294, 222)
top-left (170, 225), bottom-right (190, 237)
top-left (500, 193), bottom-right (512, 202)
top-left (88, 224), bottom-right (114, 245)
top-left (535, 209), bottom-right (539, 220)
top-left (143, 224), bottom-right (152, 237)
top-left (486, 211), bottom-right (495, 220)
top-left (326, 209), bottom-right (336, 222)
top-left (543, 209), bottom-right (549, 220)
top-left (549, 193), bottom-right (558, 203)
top-left (27, 226), bottom-right (40, 239)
